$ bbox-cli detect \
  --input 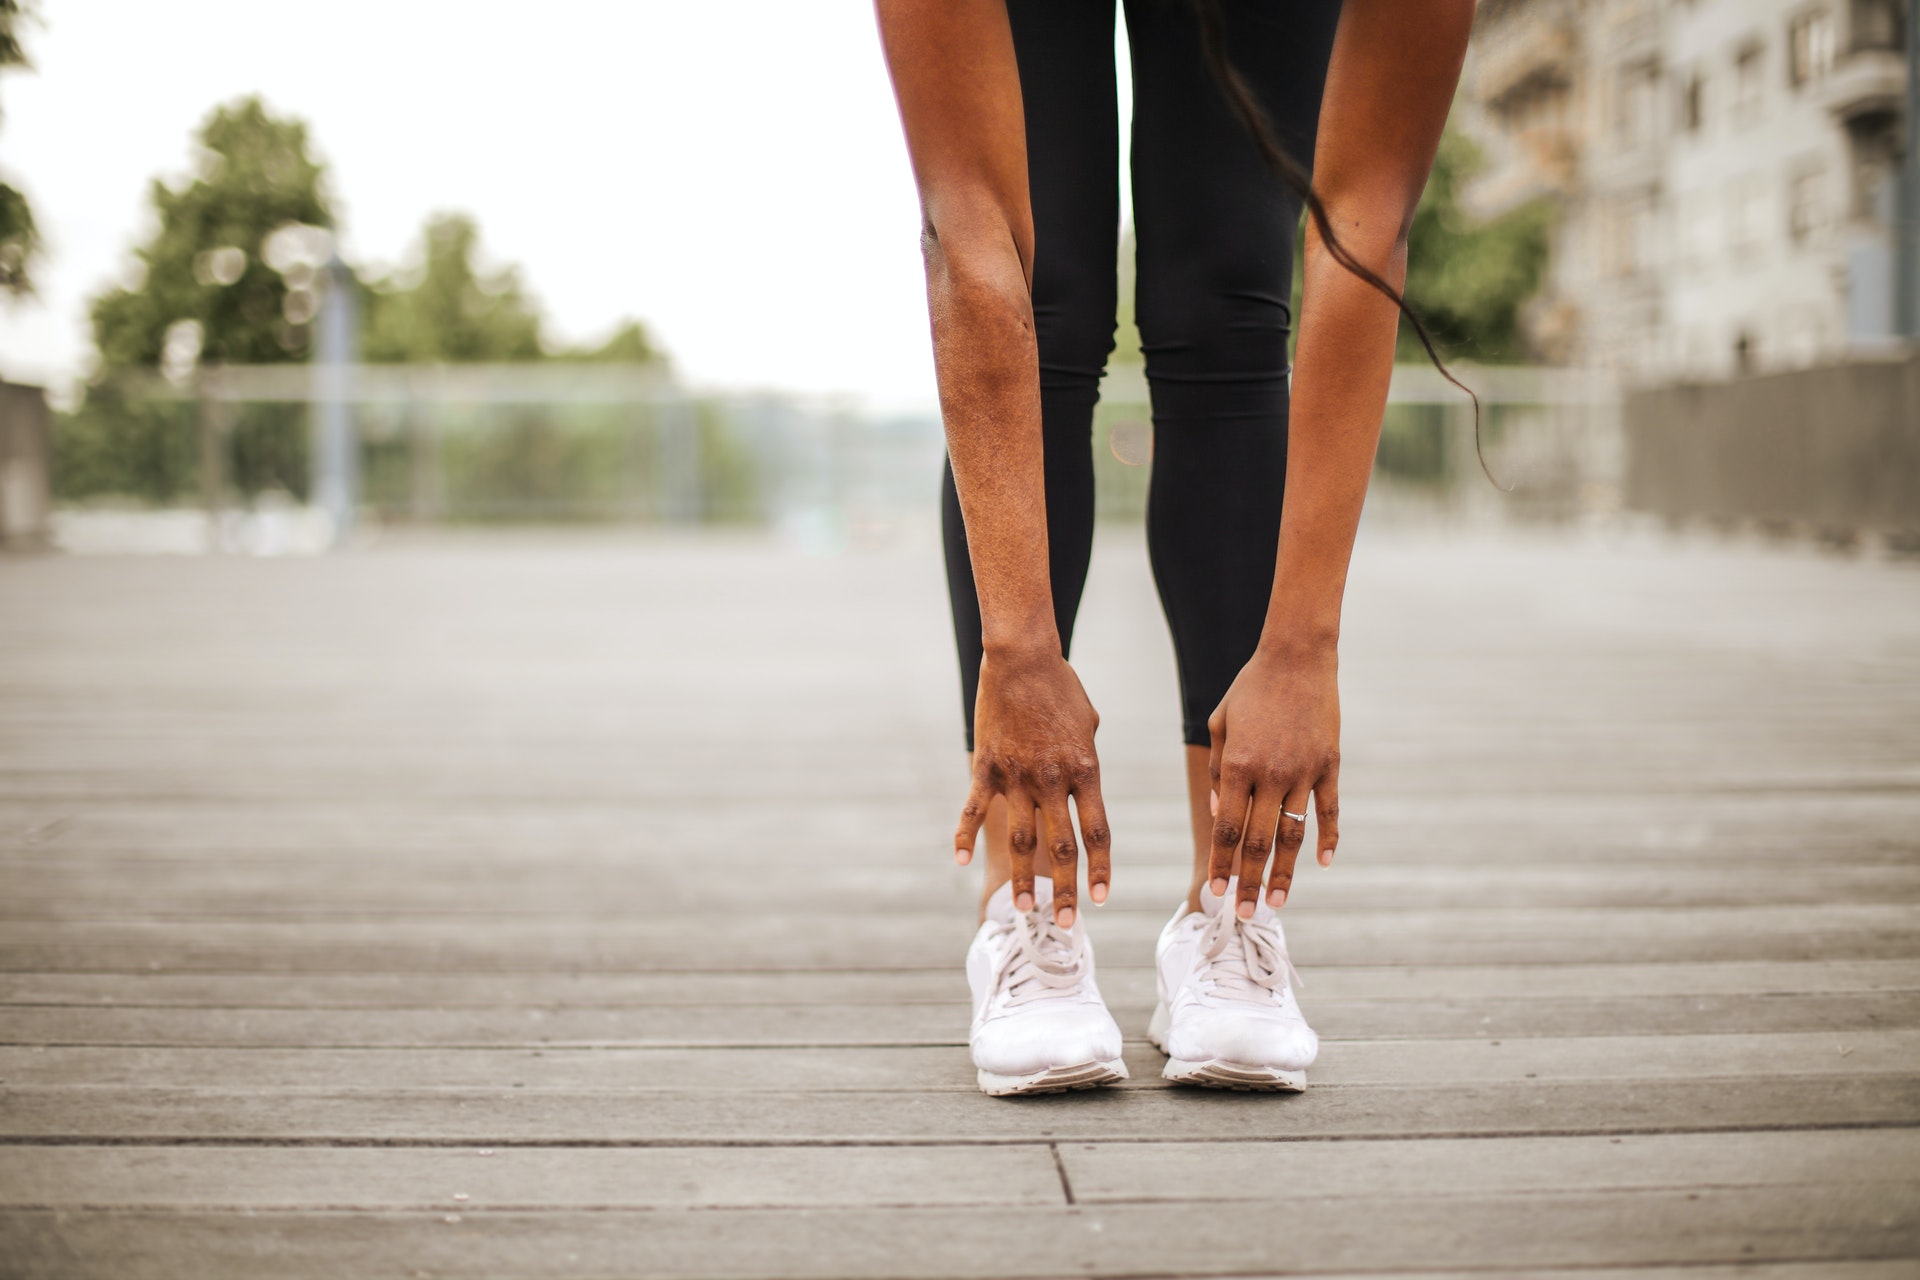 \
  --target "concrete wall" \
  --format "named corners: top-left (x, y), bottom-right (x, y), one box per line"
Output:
top-left (0, 380), bottom-right (52, 549)
top-left (1624, 352), bottom-right (1920, 531)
